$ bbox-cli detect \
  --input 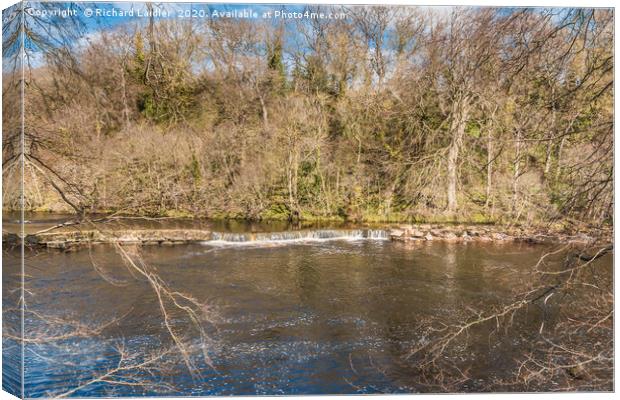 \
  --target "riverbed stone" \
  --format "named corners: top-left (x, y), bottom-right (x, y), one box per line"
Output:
top-left (390, 229), bottom-right (405, 238)
top-left (492, 232), bottom-right (506, 240)
top-left (443, 232), bottom-right (458, 241)
top-left (410, 229), bottom-right (425, 238)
